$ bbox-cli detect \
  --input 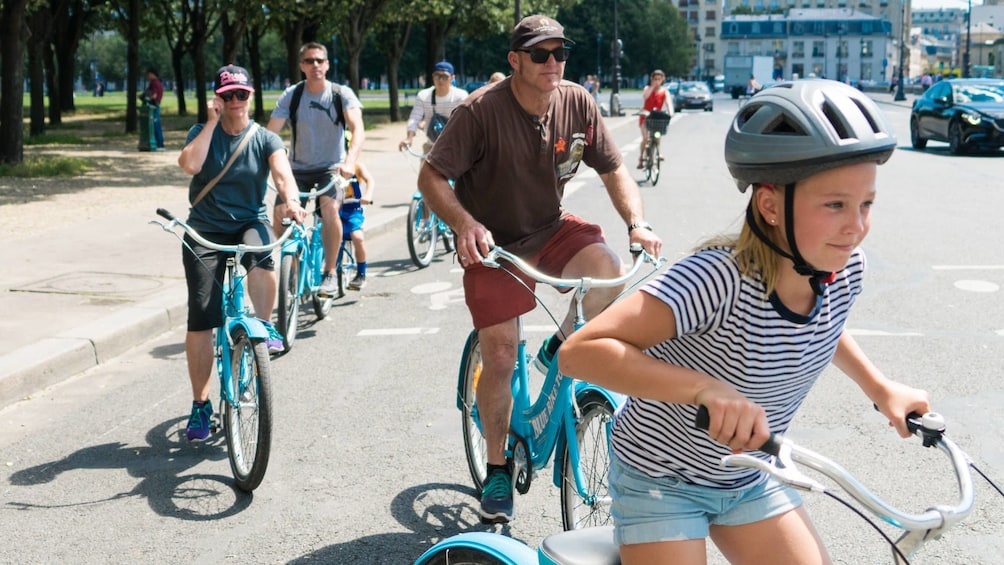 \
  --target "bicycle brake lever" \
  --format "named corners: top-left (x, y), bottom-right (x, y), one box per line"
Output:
top-left (722, 444), bottom-right (827, 493)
